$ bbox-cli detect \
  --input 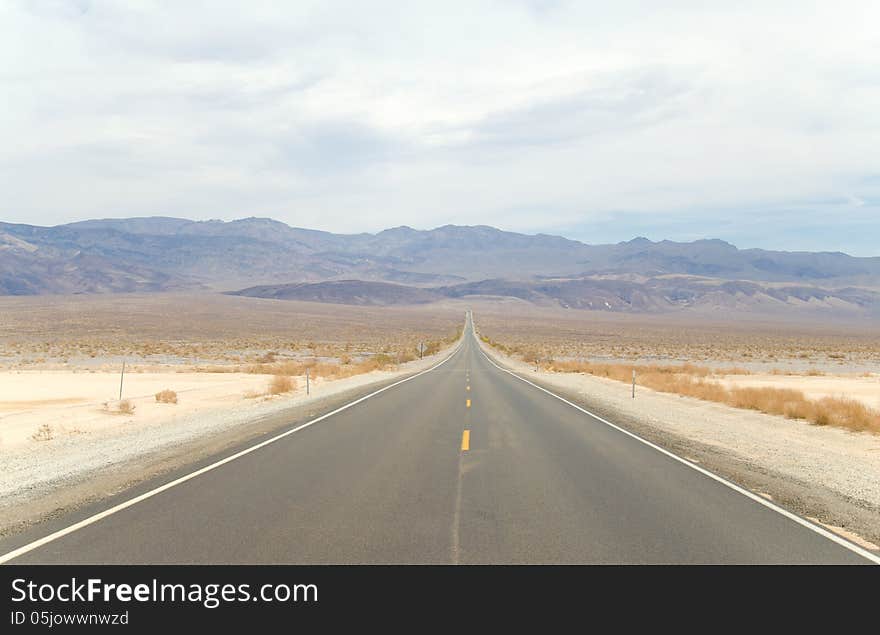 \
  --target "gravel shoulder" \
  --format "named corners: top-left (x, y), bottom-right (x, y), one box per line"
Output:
top-left (0, 345), bottom-right (457, 537)
top-left (480, 341), bottom-right (880, 551)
